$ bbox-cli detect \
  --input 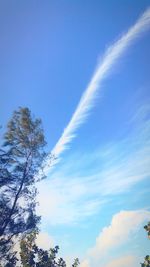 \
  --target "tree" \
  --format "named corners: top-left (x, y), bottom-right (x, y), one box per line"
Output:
top-left (0, 107), bottom-right (47, 263)
top-left (144, 222), bottom-right (150, 239)
top-left (72, 258), bottom-right (80, 267)
top-left (20, 231), bottom-right (80, 267)
top-left (20, 230), bottom-right (37, 267)
top-left (141, 255), bottom-right (150, 267)
top-left (141, 222), bottom-right (150, 267)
